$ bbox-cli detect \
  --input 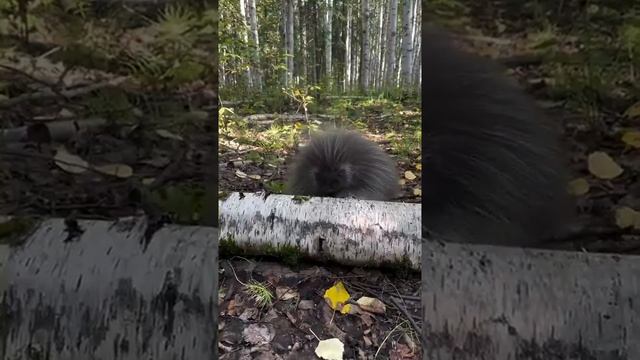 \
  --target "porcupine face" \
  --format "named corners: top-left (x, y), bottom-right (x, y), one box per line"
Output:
top-left (285, 129), bottom-right (398, 201)
top-left (310, 162), bottom-right (353, 197)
